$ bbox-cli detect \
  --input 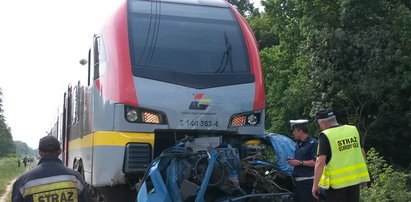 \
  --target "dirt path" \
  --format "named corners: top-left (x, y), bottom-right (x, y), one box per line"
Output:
top-left (0, 178), bottom-right (16, 202)
top-left (0, 159), bottom-right (37, 202)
